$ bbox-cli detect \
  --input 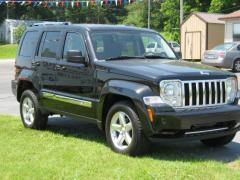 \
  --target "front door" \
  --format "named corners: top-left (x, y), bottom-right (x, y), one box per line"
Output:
top-left (55, 31), bottom-right (95, 118)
